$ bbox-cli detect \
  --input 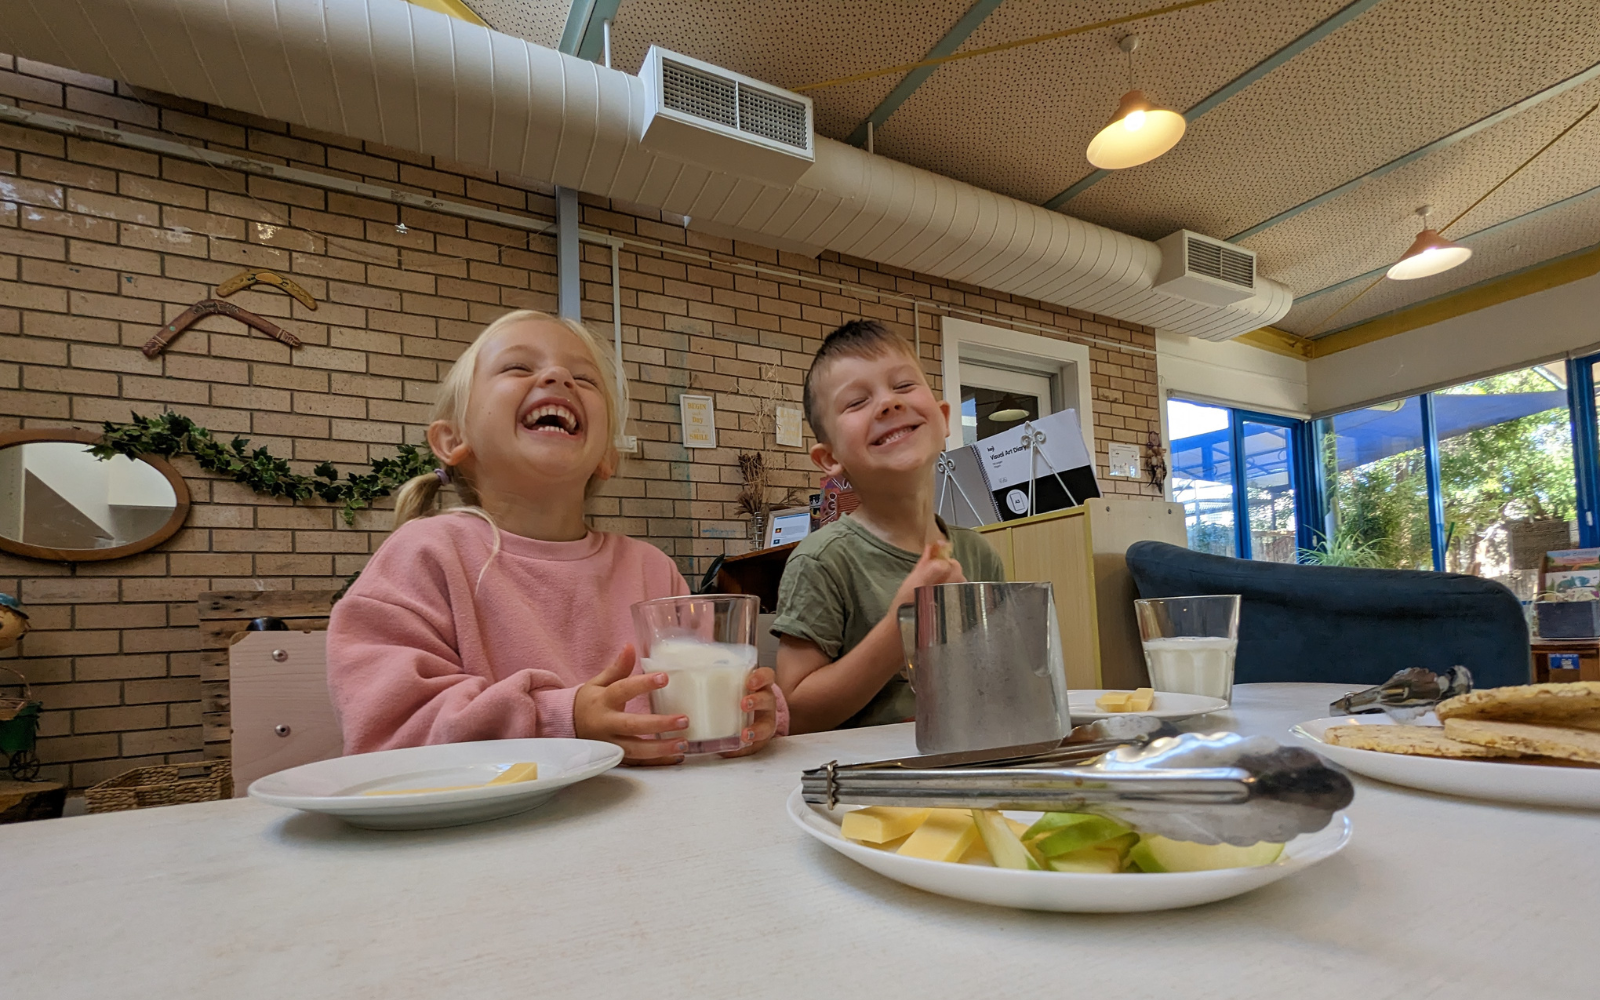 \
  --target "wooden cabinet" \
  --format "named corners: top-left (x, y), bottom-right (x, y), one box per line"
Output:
top-left (978, 499), bottom-right (1187, 690)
